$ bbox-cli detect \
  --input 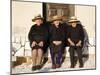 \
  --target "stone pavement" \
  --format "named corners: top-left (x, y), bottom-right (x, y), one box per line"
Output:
top-left (12, 54), bottom-right (95, 74)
